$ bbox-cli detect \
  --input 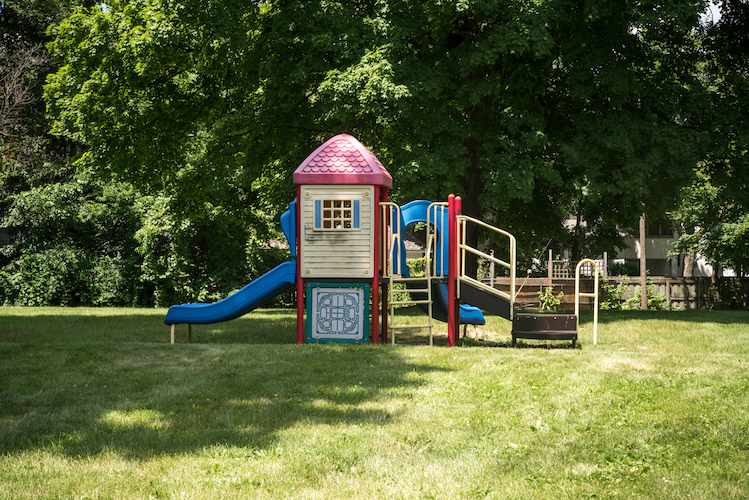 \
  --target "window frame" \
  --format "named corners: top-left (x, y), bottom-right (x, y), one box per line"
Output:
top-left (314, 199), bottom-right (361, 231)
